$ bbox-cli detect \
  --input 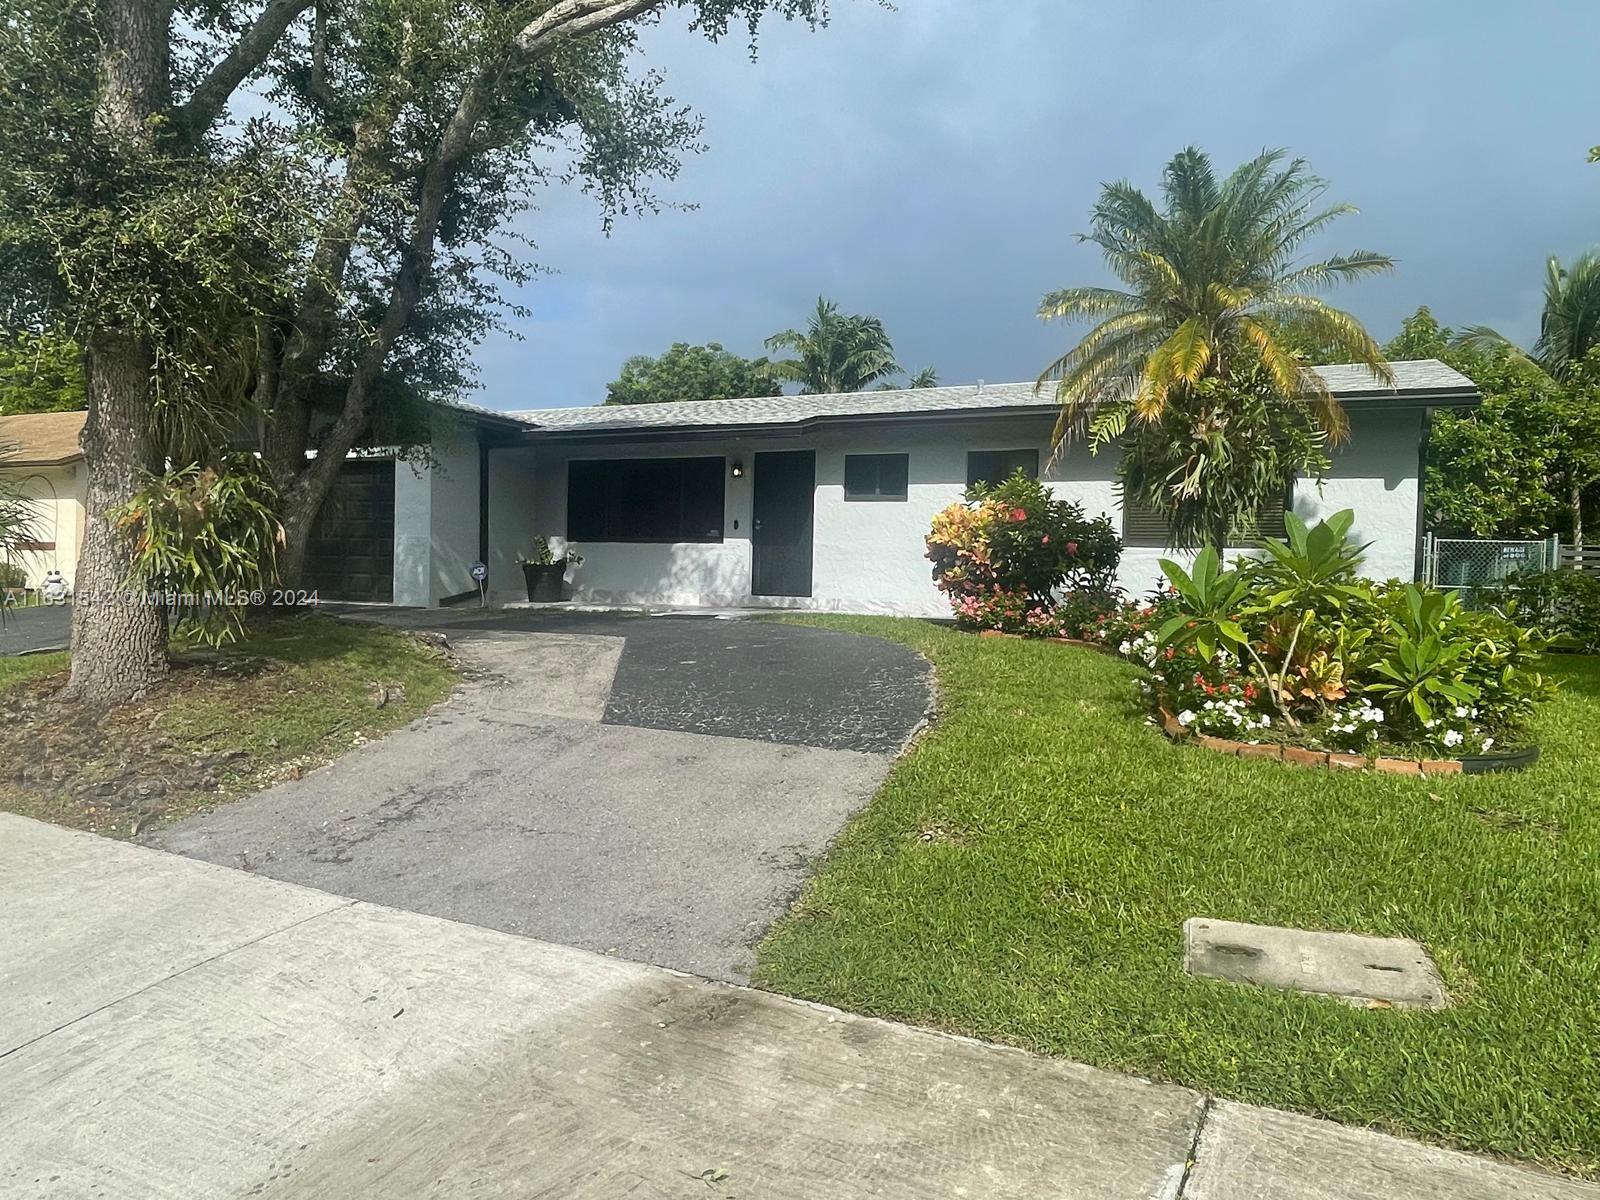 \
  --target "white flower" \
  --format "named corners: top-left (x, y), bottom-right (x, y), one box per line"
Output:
top-left (1481, 737), bottom-right (1495, 752)
top-left (1118, 641), bottom-right (1132, 655)
top-left (1258, 714), bottom-right (1271, 727)
top-left (1442, 729), bottom-right (1464, 748)
top-left (1454, 706), bottom-right (1470, 719)
top-left (1177, 709), bottom-right (1197, 727)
